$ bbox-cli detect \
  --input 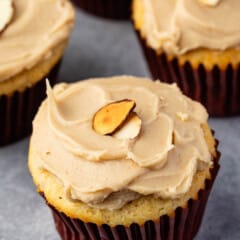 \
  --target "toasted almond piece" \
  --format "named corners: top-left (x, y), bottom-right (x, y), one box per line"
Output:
top-left (114, 112), bottom-right (142, 140)
top-left (0, 0), bottom-right (14, 33)
top-left (93, 99), bottom-right (136, 135)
